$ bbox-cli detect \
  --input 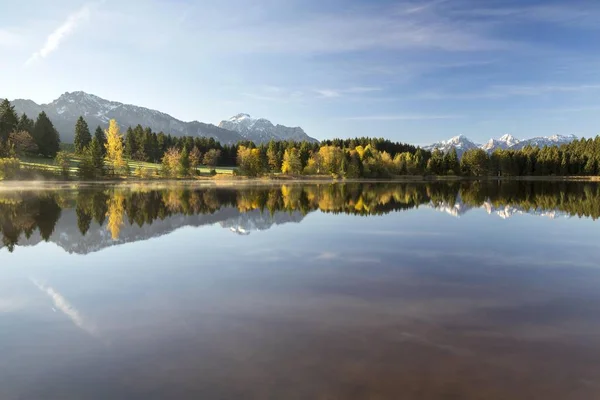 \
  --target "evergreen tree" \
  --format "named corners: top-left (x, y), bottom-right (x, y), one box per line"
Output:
top-left (16, 113), bottom-right (35, 135)
top-left (179, 146), bottom-right (190, 177)
top-left (74, 116), bottom-right (92, 153)
top-left (0, 99), bottom-right (18, 142)
top-left (90, 137), bottom-right (105, 177)
top-left (124, 127), bottom-right (136, 158)
top-left (267, 140), bottom-right (279, 171)
top-left (444, 148), bottom-right (460, 175)
top-left (33, 111), bottom-right (61, 157)
top-left (94, 126), bottom-right (107, 156)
